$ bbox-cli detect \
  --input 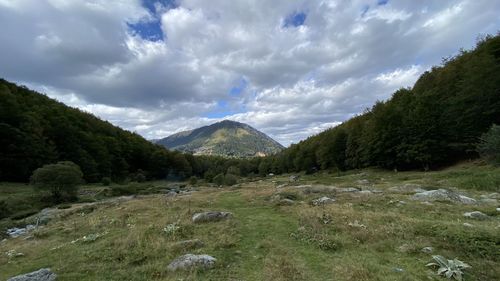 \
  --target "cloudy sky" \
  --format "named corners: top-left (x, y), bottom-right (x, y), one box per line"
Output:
top-left (1, 0), bottom-right (499, 146)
